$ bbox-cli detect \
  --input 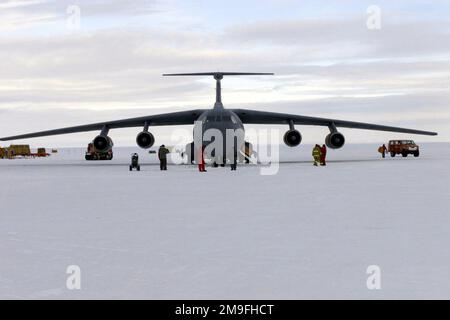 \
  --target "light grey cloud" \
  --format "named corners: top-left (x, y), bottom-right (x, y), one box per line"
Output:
top-left (0, 0), bottom-right (161, 17)
top-left (0, 0), bottom-right (162, 31)
top-left (0, 1), bottom-right (448, 145)
top-left (223, 18), bottom-right (450, 61)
